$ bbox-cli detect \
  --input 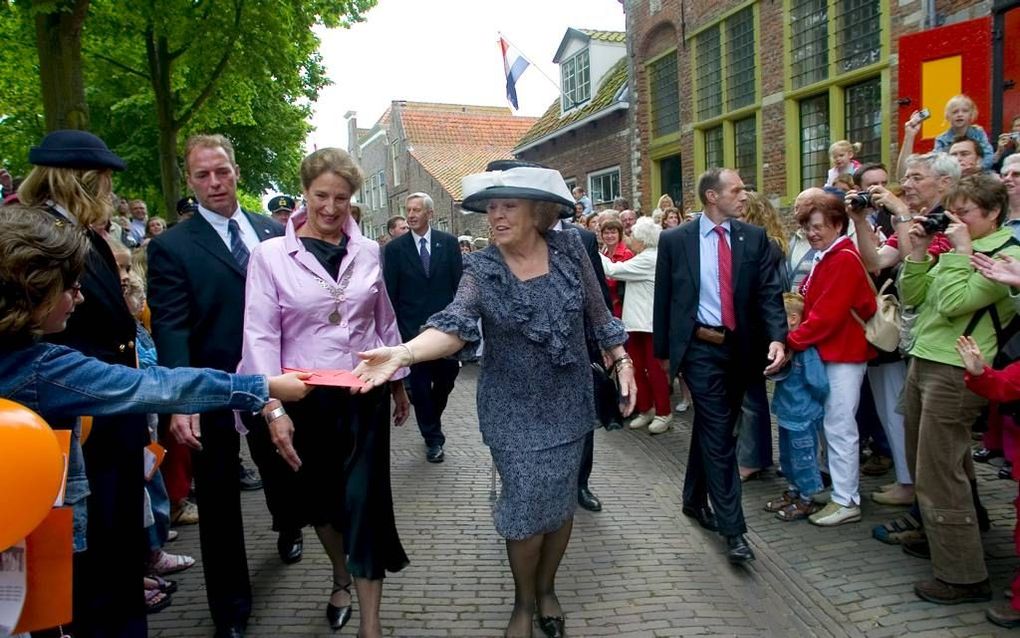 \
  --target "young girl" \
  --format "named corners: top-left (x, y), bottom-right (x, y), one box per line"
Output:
top-left (0, 205), bottom-right (311, 564)
top-left (957, 335), bottom-right (1020, 628)
top-left (826, 140), bottom-right (862, 187)
top-left (934, 95), bottom-right (995, 170)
